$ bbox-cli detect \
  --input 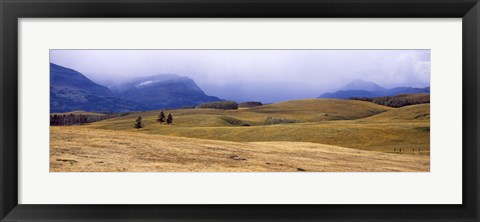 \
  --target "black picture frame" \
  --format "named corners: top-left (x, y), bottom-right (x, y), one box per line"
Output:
top-left (1, 0), bottom-right (479, 221)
